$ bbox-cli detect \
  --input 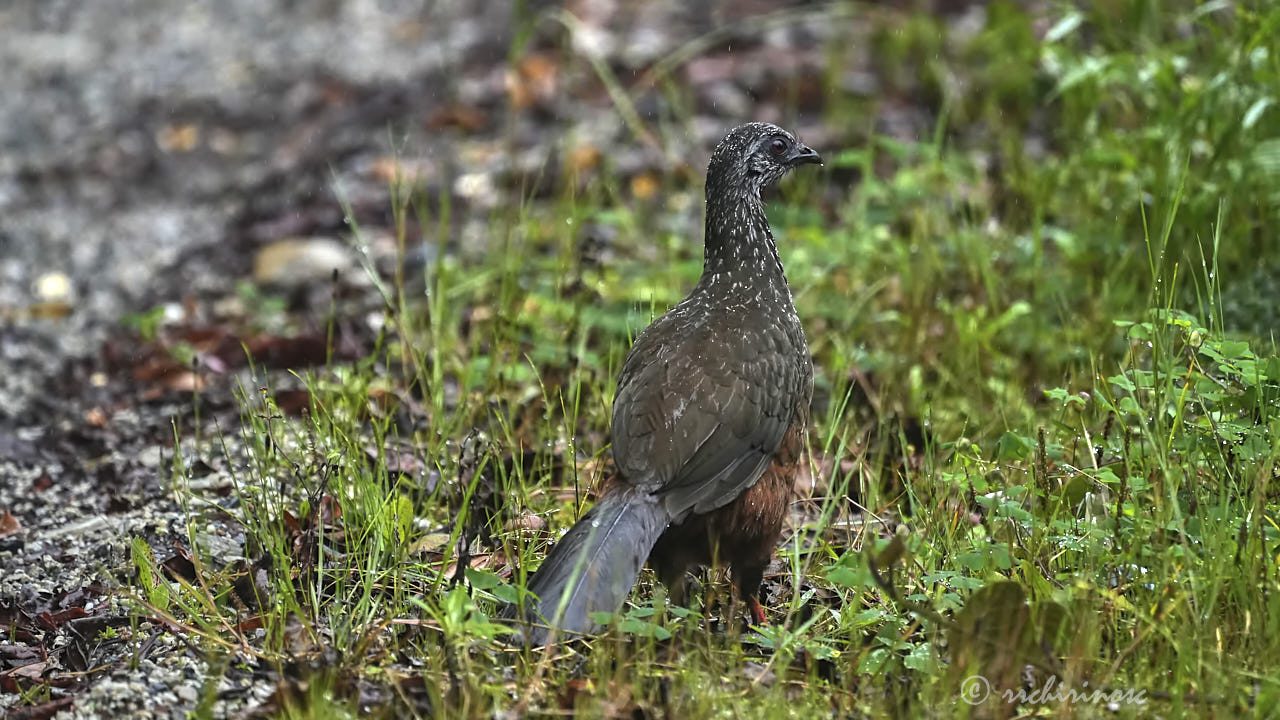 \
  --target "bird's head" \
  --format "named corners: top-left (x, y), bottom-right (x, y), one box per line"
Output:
top-left (706, 122), bottom-right (822, 198)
